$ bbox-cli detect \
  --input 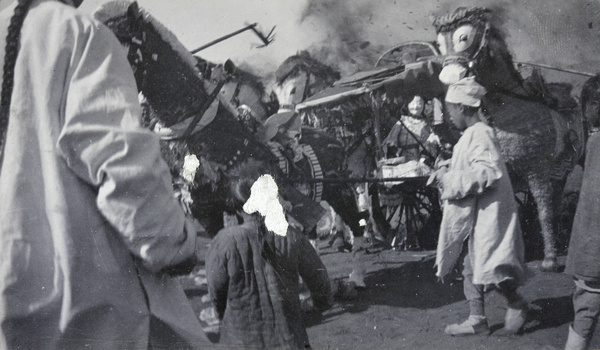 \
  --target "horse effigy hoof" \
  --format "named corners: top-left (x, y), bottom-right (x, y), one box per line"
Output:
top-left (540, 257), bottom-right (559, 272)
